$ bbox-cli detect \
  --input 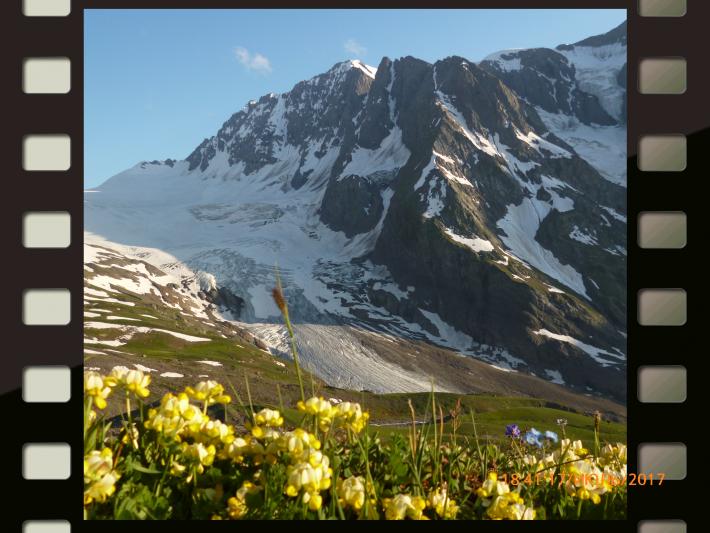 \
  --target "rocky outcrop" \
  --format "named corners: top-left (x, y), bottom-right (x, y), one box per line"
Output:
top-left (319, 176), bottom-right (385, 237)
top-left (480, 48), bottom-right (616, 126)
